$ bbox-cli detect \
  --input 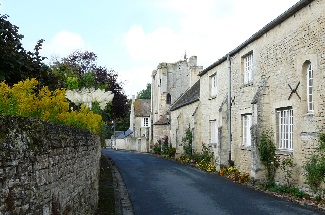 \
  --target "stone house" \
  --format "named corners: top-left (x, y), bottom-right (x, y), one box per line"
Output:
top-left (128, 96), bottom-right (151, 152)
top-left (198, 0), bottom-right (325, 188)
top-left (198, 56), bottom-right (230, 169)
top-left (151, 55), bottom-right (203, 147)
top-left (170, 80), bottom-right (202, 154)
